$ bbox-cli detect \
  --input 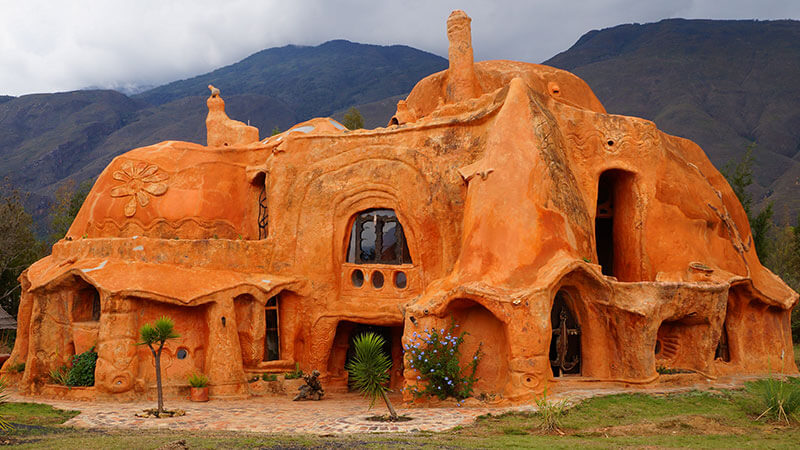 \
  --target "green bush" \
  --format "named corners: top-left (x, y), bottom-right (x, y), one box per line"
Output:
top-left (262, 373), bottom-right (278, 382)
top-left (187, 372), bottom-right (209, 388)
top-left (284, 363), bottom-right (304, 380)
top-left (7, 362), bottom-right (24, 373)
top-left (745, 377), bottom-right (800, 424)
top-left (66, 348), bottom-right (97, 387)
top-left (405, 321), bottom-right (482, 400)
